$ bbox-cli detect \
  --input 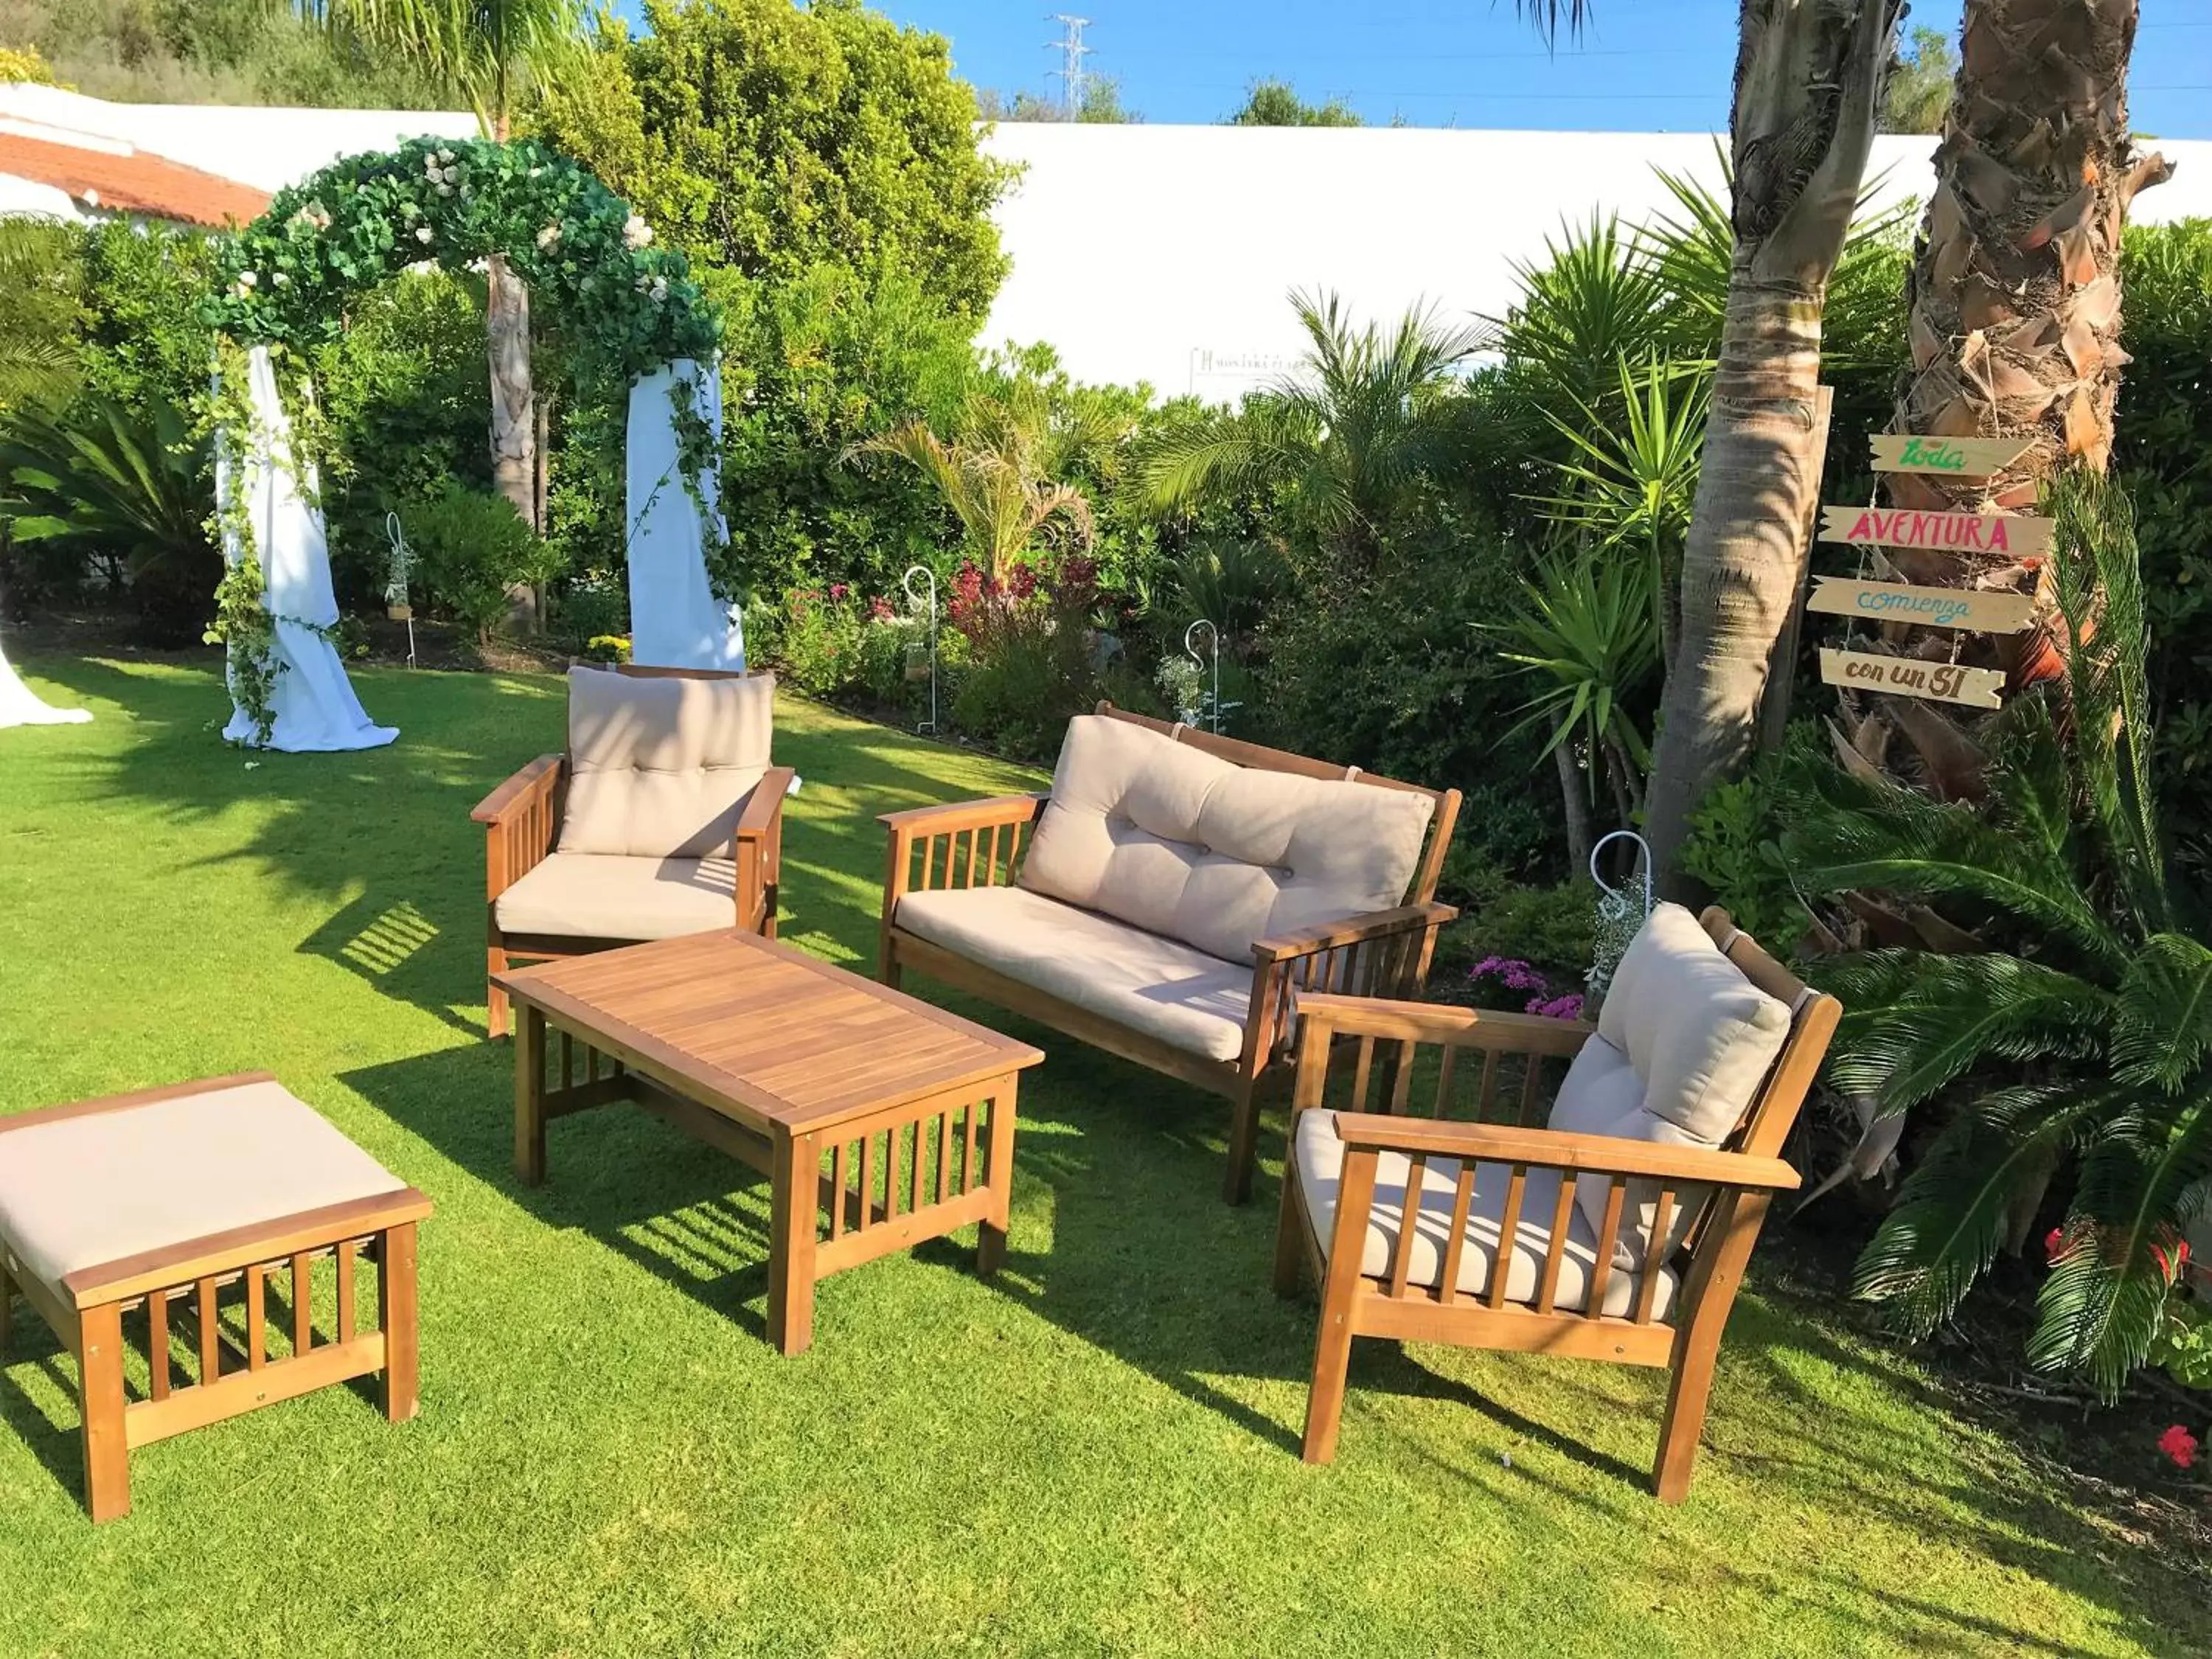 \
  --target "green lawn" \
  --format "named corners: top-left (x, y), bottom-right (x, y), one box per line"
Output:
top-left (1, 654), bottom-right (2204, 1658)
